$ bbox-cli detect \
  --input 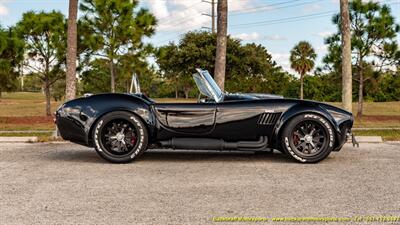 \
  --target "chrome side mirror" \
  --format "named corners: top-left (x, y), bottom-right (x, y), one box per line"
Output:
top-left (130, 73), bottom-right (141, 94)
